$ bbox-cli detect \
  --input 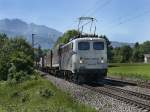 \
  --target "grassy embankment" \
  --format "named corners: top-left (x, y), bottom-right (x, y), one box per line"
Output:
top-left (0, 76), bottom-right (96, 112)
top-left (108, 63), bottom-right (150, 80)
